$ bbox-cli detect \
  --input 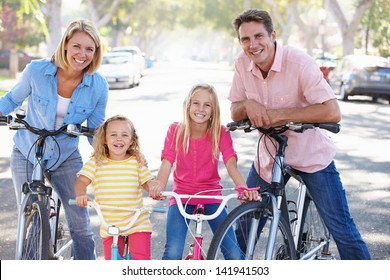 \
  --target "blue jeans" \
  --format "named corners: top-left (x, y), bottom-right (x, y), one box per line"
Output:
top-left (246, 161), bottom-right (371, 260)
top-left (162, 203), bottom-right (242, 260)
top-left (11, 147), bottom-right (96, 260)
